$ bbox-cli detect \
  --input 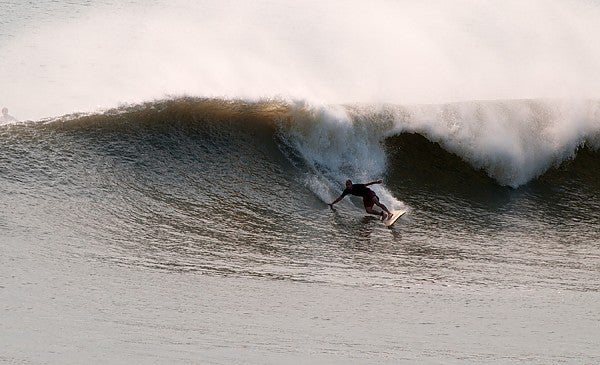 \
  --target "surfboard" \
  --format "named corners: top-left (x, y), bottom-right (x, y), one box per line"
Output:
top-left (384, 209), bottom-right (406, 227)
